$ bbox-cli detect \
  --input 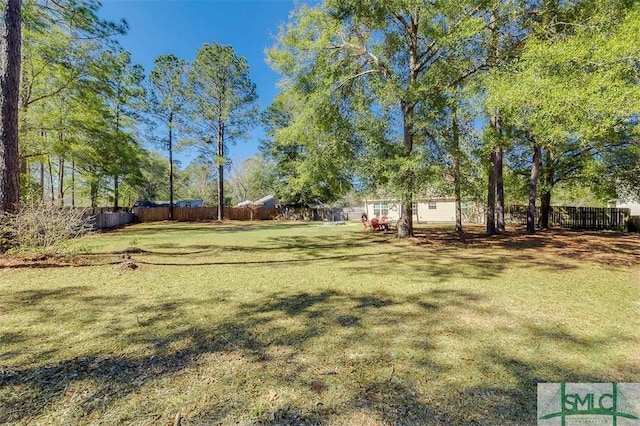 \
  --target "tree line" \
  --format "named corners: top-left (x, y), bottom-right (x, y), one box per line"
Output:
top-left (263, 0), bottom-right (639, 237)
top-left (2, 0), bottom-right (639, 238)
top-left (0, 0), bottom-right (258, 221)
